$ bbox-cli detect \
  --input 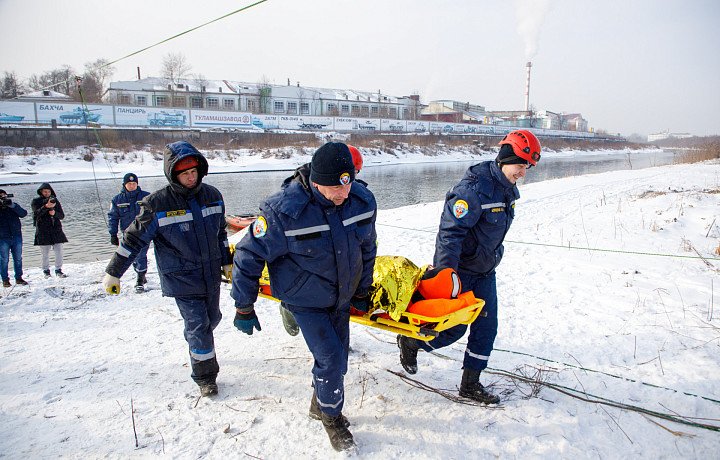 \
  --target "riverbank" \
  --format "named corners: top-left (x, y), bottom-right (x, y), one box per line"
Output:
top-left (0, 143), bottom-right (662, 185)
top-left (1, 159), bottom-right (718, 458)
